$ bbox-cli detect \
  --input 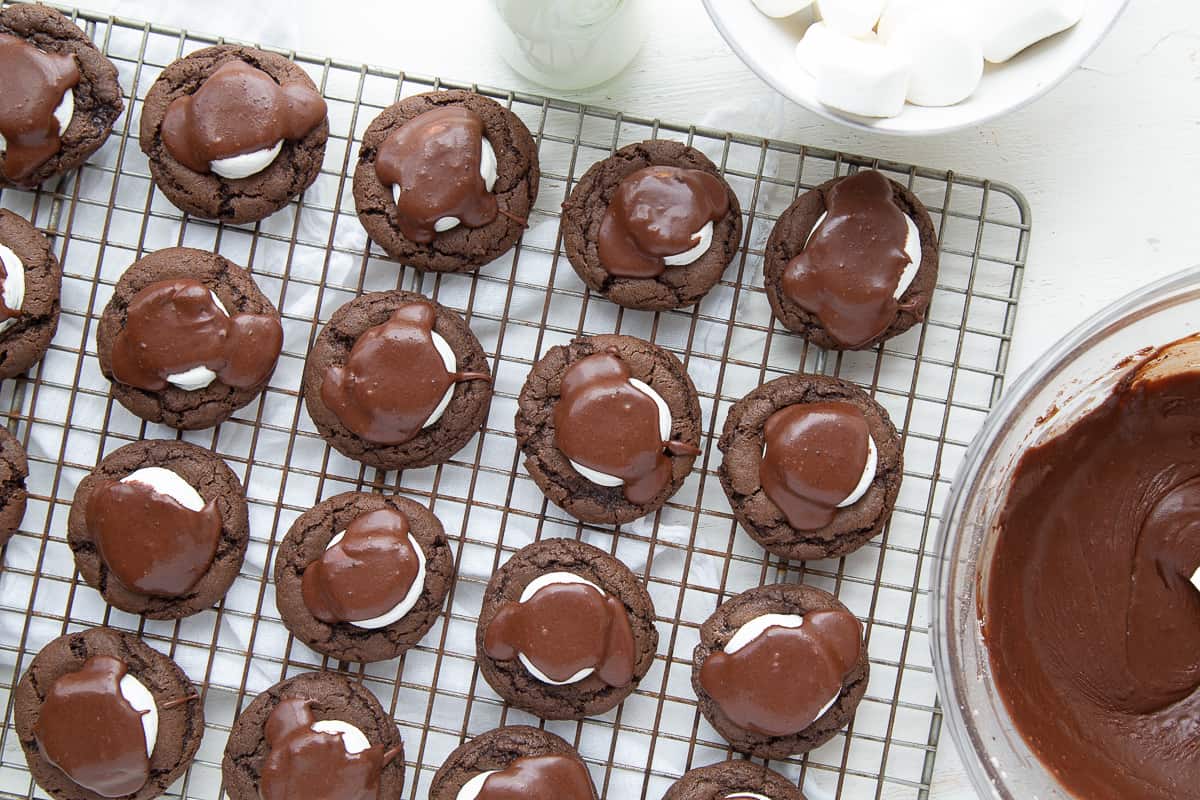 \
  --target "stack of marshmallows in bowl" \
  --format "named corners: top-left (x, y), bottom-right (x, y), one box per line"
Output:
top-left (753, 0), bottom-right (1086, 117)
